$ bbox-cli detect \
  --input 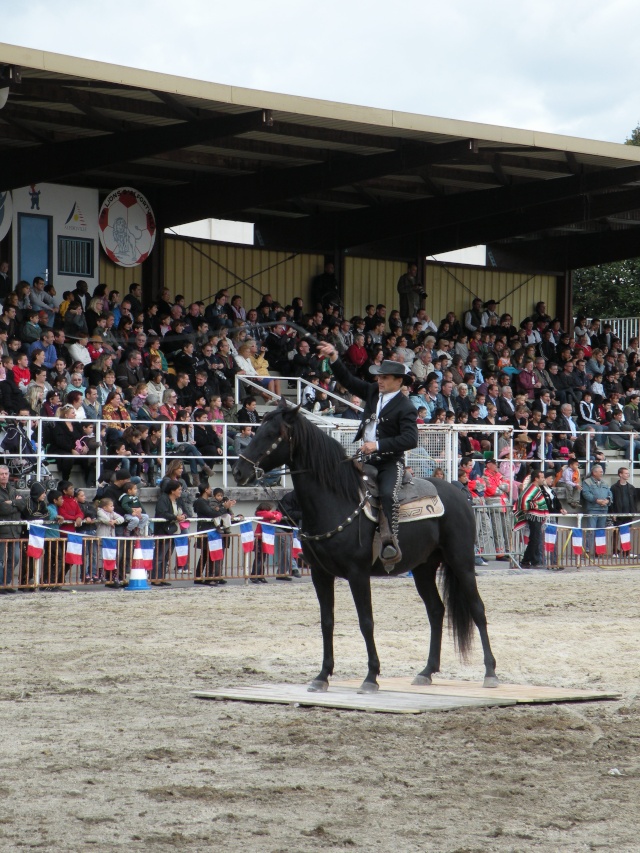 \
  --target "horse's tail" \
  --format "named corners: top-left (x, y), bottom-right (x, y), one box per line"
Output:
top-left (440, 563), bottom-right (474, 661)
